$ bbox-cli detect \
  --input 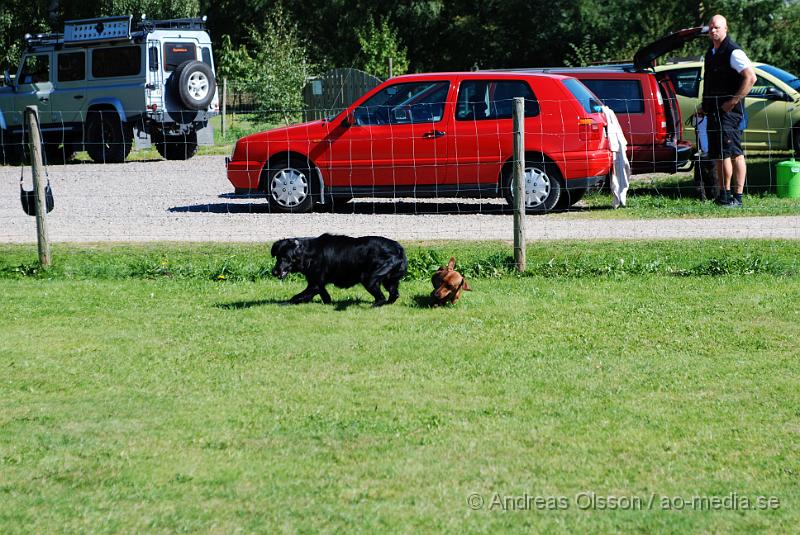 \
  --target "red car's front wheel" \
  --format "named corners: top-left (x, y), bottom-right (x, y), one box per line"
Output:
top-left (263, 157), bottom-right (316, 213)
